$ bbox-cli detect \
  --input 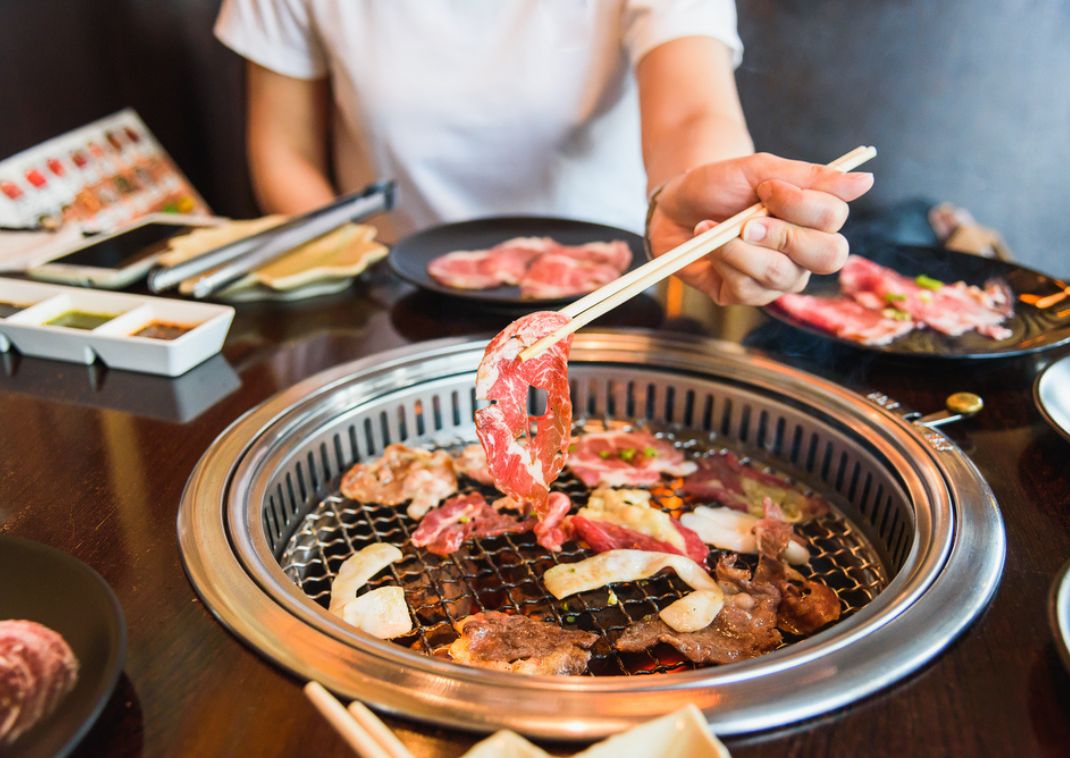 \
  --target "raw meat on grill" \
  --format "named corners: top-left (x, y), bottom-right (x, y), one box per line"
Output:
top-left (682, 452), bottom-right (828, 521)
top-left (475, 311), bottom-right (573, 549)
top-left (573, 487), bottom-right (708, 565)
top-left (452, 443), bottom-right (495, 485)
top-left (774, 293), bottom-right (917, 346)
top-left (519, 253), bottom-right (621, 300)
top-left (840, 255), bottom-right (1013, 339)
top-left (0, 620), bottom-right (79, 748)
top-left (426, 236), bottom-right (631, 298)
top-left (448, 612), bottom-right (598, 676)
top-left (411, 493), bottom-right (531, 556)
top-left (532, 491), bottom-right (572, 552)
top-left (340, 443), bottom-right (458, 520)
top-left (568, 431), bottom-right (697, 488)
